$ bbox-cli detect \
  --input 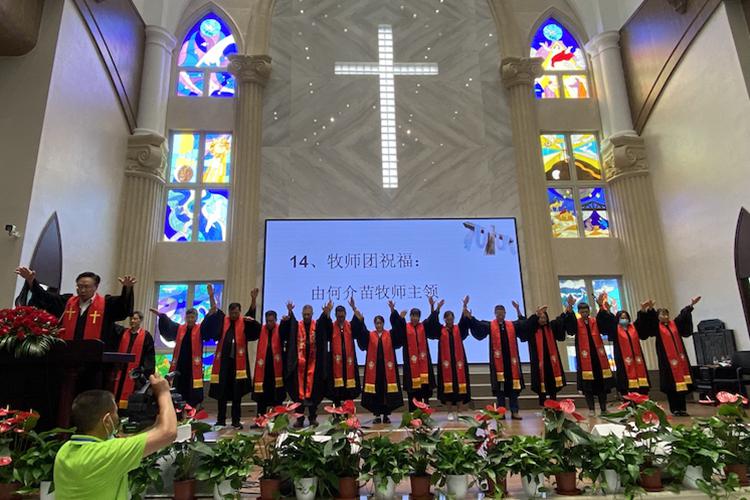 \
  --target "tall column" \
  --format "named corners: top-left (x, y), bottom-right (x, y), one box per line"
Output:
top-left (225, 55), bottom-right (272, 304)
top-left (117, 26), bottom-right (175, 313)
top-left (501, 57), bottom-right (560, 312)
